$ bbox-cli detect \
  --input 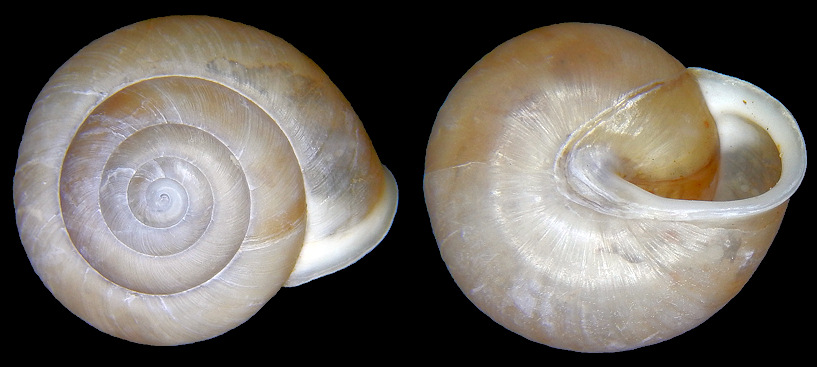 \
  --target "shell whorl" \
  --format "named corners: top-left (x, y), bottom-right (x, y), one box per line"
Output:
top-left (14, 16), bottom-right (397, 345)
top-left (423, 23), bottom-right (806, 352)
